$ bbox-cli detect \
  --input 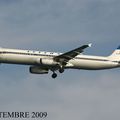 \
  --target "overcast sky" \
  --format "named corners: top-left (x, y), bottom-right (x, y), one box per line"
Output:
top-left (0, 0), bottom-right (120, 120)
